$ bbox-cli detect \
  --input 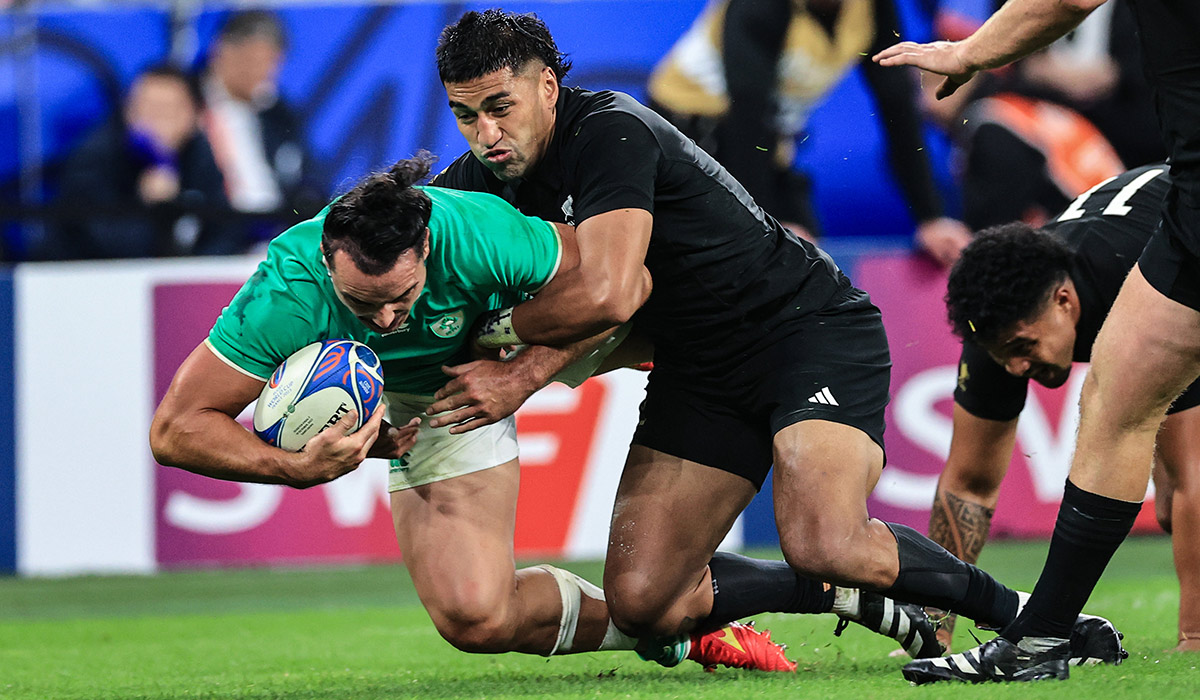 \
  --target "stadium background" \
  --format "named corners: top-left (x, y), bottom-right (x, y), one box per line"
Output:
top-left (0, 0), bottom-right (1162, 577)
